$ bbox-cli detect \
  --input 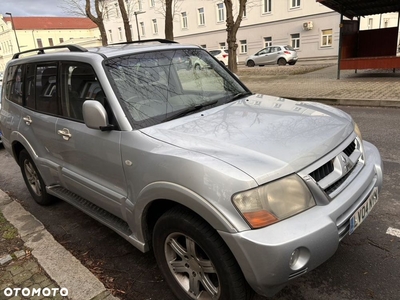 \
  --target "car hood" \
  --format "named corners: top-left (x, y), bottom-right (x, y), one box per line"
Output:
top-left (141, 95), bottom-right (354, 184)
